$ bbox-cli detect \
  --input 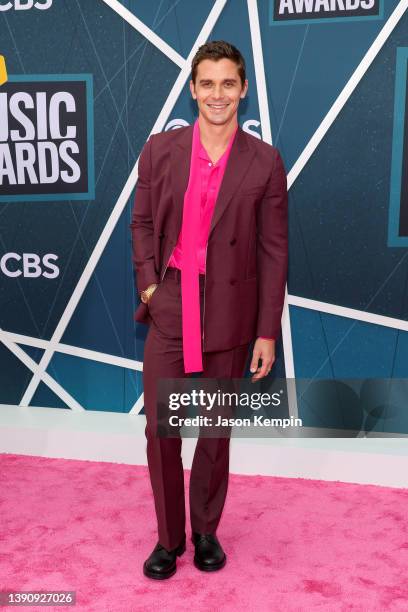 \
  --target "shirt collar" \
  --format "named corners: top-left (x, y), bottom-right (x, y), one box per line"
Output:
top-left (195, 118), bottom-right (238, 166)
